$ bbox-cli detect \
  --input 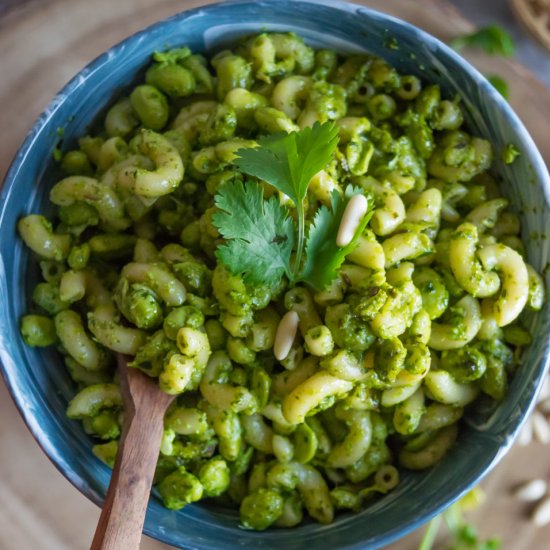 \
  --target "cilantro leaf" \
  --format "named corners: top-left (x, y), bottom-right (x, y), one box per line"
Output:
top-left (418, 516), bottom-right (442, 550)
top-left (233, 122), bottom-right (340, 206)
top-left (418, 487), bottom-right (501, 550)
top-left (486, 75), bottom-right (509, 100)
top-left (451, 25), bottom-right (516, 57)
top-left (212, 179), bottom-right (295, 286)
top-left (233, 133), bottom-right (293, 201)
top-left (300, 185), bottom-right (373, 291)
